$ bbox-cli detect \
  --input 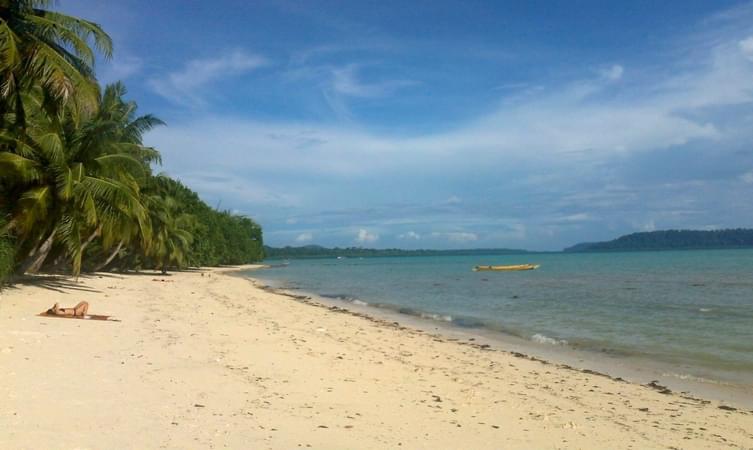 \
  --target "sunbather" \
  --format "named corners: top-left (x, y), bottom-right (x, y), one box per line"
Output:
top-left (46, 301), bottom-right (89, 317)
